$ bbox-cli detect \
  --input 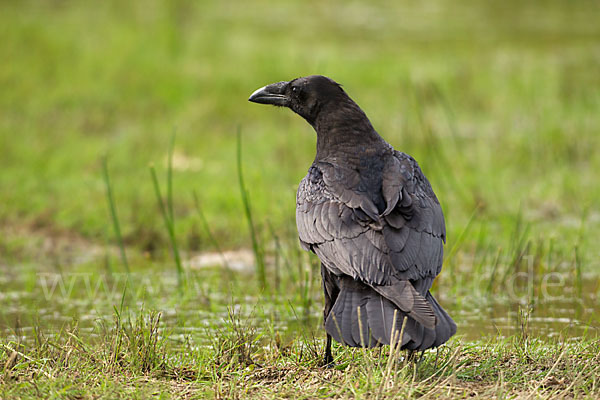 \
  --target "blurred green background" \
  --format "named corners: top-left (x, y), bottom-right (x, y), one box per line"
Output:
top-left (1, 0), bottom-right (599, 261)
